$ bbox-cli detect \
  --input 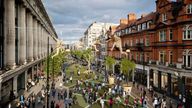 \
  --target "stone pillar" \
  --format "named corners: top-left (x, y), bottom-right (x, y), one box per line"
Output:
top-left (132, 69), bottom-right (135, 81)
top-left (33, 19), bottom-right (37, 60)
top-left (37, 23), bottom-right (40, 59)
top-left (147, 70), bottom-right (150, 89)
top-left (13, 75), bottom-right (18, 93)
top-left (6, 0), bottom-right (16, 69)
top-left (25, 71), bottom-right (28, 90)
top-left (0, 79), bottom-right (2, 101)
top-left (19, 5), bottom-right (27, 65)
top-left (27, 13), bottom-right (33, 62)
